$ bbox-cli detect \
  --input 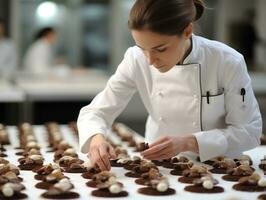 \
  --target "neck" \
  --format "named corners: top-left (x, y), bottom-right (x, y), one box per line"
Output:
top-left (178, 37), bottom-right (192, 65)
